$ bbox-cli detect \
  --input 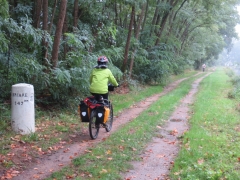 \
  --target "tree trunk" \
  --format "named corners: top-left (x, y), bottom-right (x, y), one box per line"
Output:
top-left (155, 0), bottom-right (178, 46)
top-left (51, 0), bottom-right (67, 68)
top-left (63, 13), bottom-right (68, 59)
top-left (49, 0), bottom-right (58, 33)
top-left (141, 0), bottom-right (149, 31)
top-left (114, 1), bottom-right (118, 25)
top-left (73, 0), bottom-right (78, 28)
top-left (33, 0), bottom-right (42, 28)
top-left (150, 0), bottom-right (161, 37)
top-left (119, 4), bottom-right (123, 27)
top-left (42, 0), bottom-right (48, 61)
top-left (154, 12), bottom-right (169, 46)
top-left (165, 0), bottom-right (187, 43)
top-left (122, 6), bottom-right (135, 73)
top-left (129, 3), bottom-right (146, 77)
